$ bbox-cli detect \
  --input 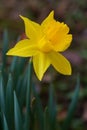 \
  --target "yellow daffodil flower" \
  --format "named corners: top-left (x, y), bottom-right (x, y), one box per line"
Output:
top-left (7, 11), bottom-right (72, 80)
